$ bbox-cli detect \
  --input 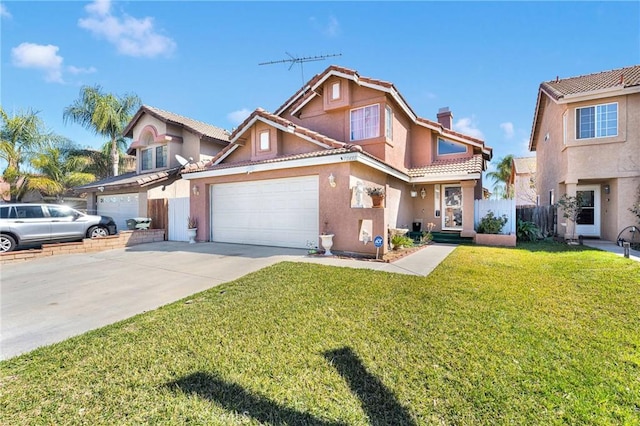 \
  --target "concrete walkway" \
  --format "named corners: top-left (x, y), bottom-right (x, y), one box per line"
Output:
top-left (582, 239), bottom-right (640, 262)
top-left (296, 244), bottom-right (456, 276)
